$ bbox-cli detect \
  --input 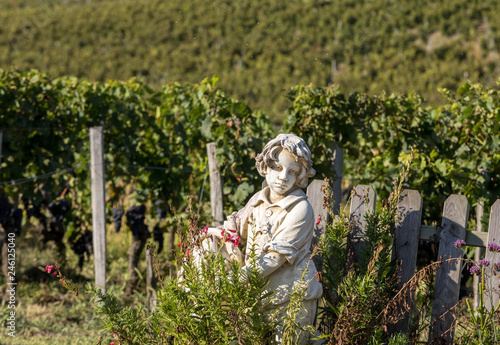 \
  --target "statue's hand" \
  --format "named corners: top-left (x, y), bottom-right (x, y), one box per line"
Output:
top-left (200, 227), bottom-right (224, 240)
top-left (223, 212), bottom-right (239, 232)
